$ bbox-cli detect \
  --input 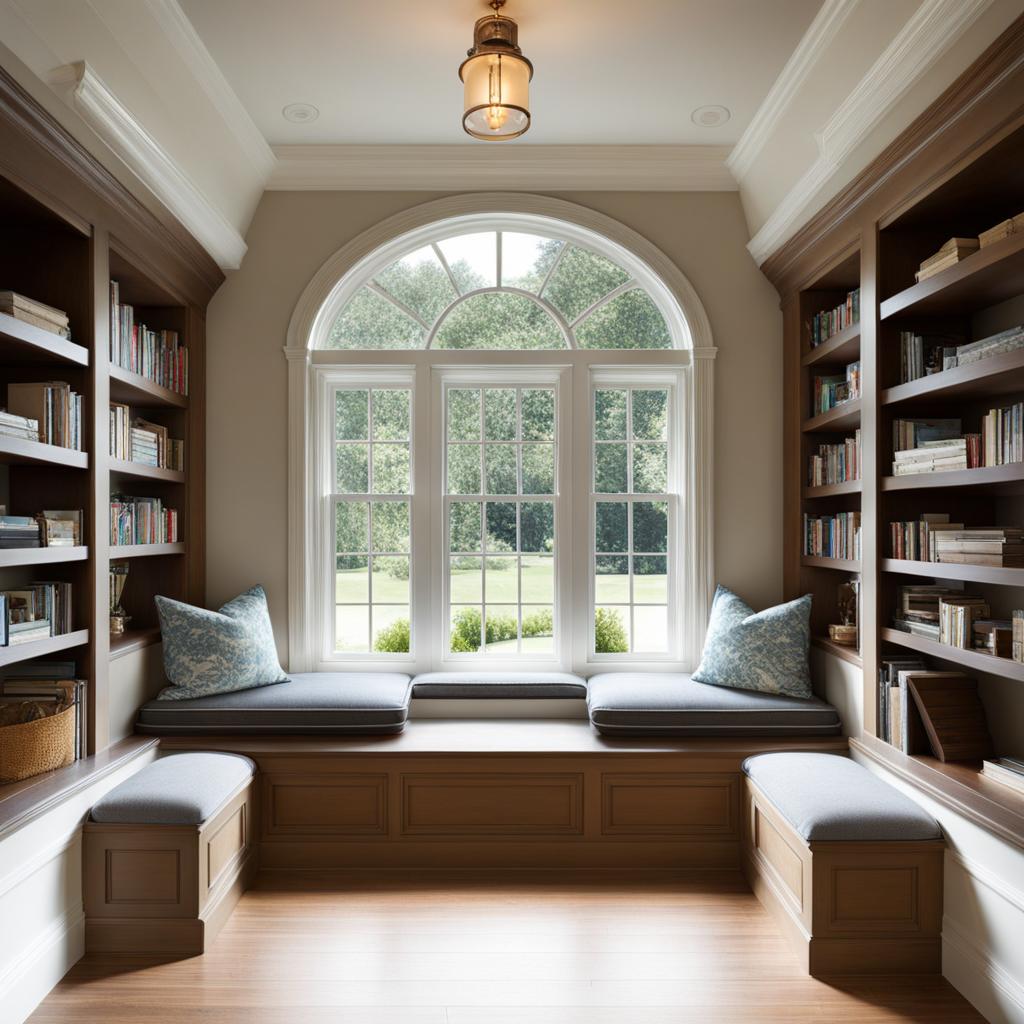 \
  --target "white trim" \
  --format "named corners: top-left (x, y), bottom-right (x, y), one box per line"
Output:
top-left (746, 0), bottom-right (994, 266)
top-left (943, 918), bottom-right (1024, 1024)
top-left (140, 0), bottom-right (276, 180)
top-left (70, 61), bottom-right (248, 270)
top-left (948, 849), bottom-right (1024, 916)
top-left (286, 195), bottom-right (716, 674)
top-left (0, 829), bottom-right (78, 901)
top-left (726, 0), bottom-right (859, 181)
top-left (268, 144), bottom-right (737, 192)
